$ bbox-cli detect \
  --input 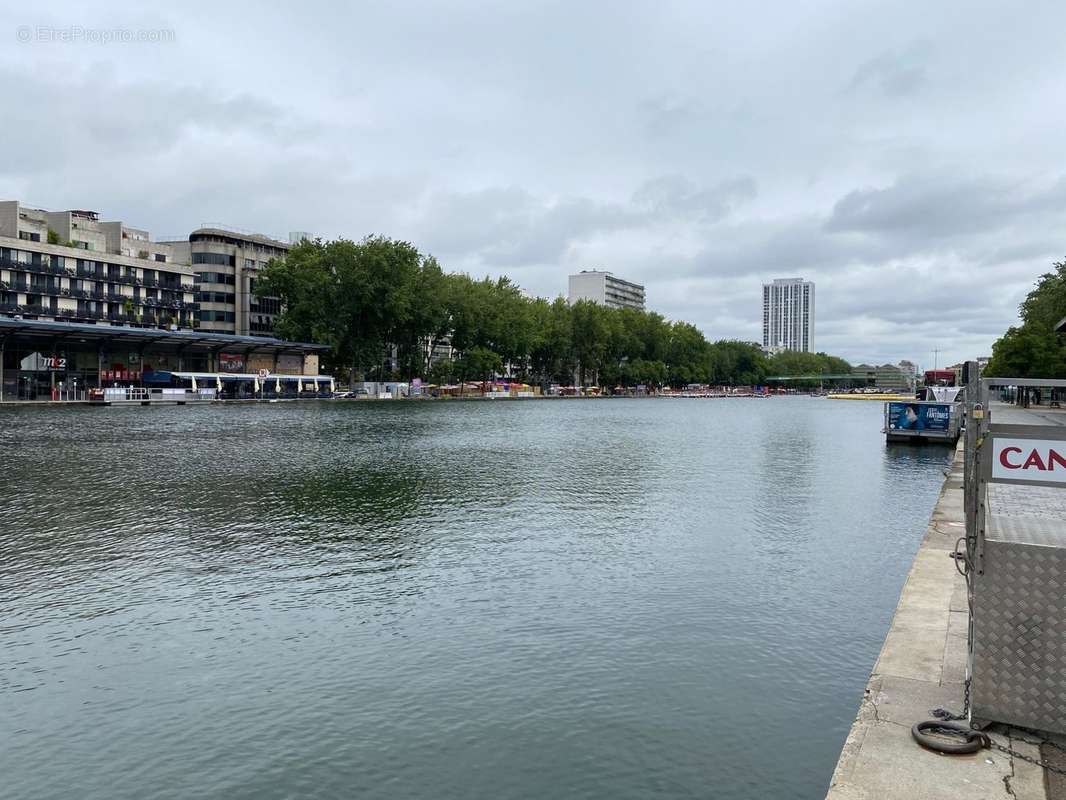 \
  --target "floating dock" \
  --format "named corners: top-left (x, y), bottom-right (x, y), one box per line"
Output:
top-left (89, 387), bottom-right (216, 406)
top-left (828, 392), bottom-right (914, 401)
